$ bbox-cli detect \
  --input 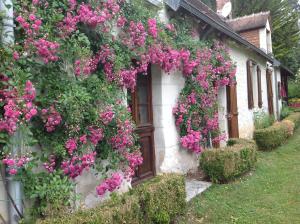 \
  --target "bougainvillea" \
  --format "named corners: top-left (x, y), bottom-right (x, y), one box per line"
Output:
top-left (0, 0), bottom-right (235, 217)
